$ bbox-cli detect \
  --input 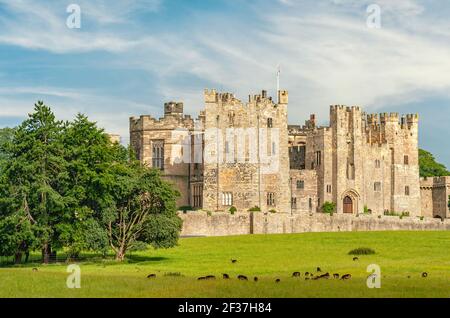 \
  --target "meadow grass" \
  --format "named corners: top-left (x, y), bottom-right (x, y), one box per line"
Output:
top-left (0, 231), bottom-right (449, 298)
